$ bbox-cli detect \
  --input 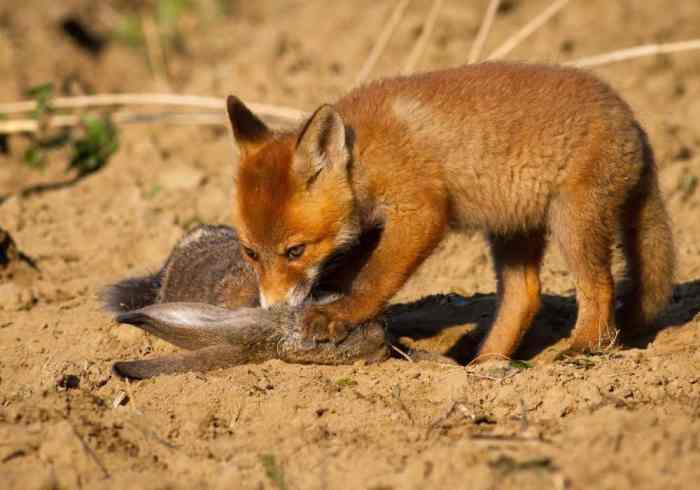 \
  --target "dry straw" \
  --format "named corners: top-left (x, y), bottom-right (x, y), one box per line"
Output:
top-left (468, 0), bottom-right (501, 64)
top-left (401, 0), bottom-right (444, 74)
top-left (354, 0), bottom-right (412, 85)
top-left (487, 0), bottom-right (571, 60)
top-left (1, 1), bottom-right (700, 134)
